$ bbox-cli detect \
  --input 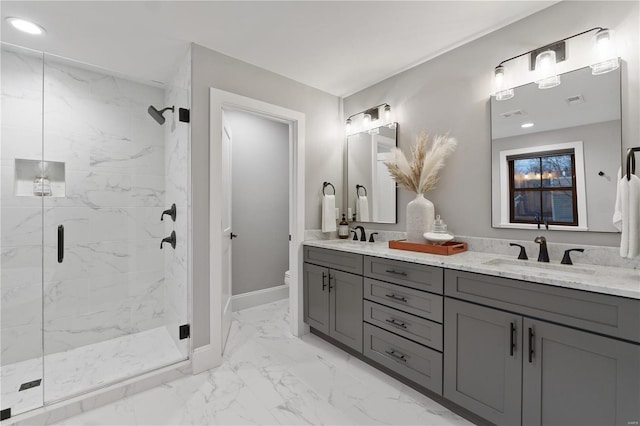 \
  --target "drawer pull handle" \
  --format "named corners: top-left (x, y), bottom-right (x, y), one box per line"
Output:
top-left (385, 269), bottom-right (407, 276)
top-left (385, 349), bottom-right (407, 362)
top-left (385, 318), bottom-right (407, 329)
top-left (322, 272), bottom-right (327, 291)
top-left (385, 293), bottom-right (408, 303)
